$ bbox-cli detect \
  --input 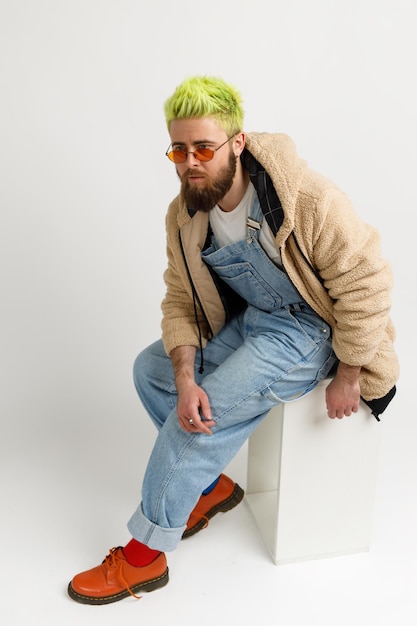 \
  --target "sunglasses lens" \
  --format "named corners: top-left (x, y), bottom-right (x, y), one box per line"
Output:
top-left (167, 150), bottom-right (187, 163)
top-left (194, 148), bottom-right (214, 162)
top-left (166, 147), bottom-right (216, 163)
